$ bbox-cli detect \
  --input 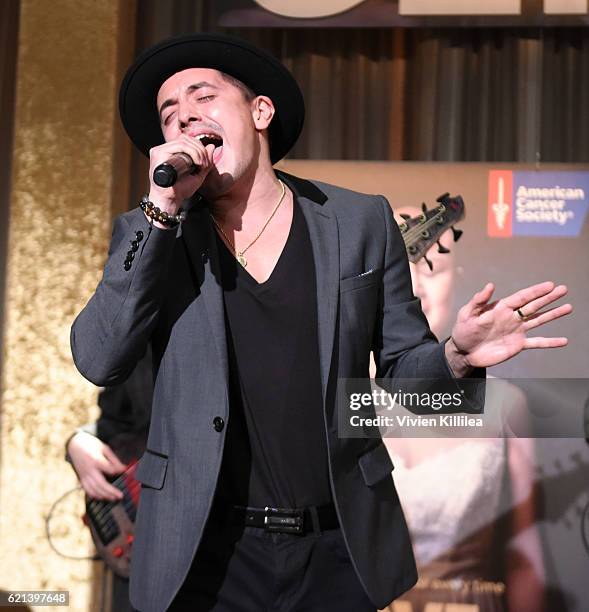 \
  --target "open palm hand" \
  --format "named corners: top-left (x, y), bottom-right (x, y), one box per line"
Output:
top-left (451, 281), bottom-right (572, 369)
